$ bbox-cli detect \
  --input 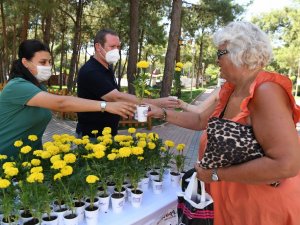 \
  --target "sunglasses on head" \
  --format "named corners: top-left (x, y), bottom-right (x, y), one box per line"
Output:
top-left (217, 49), bottom-right (229, 59)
